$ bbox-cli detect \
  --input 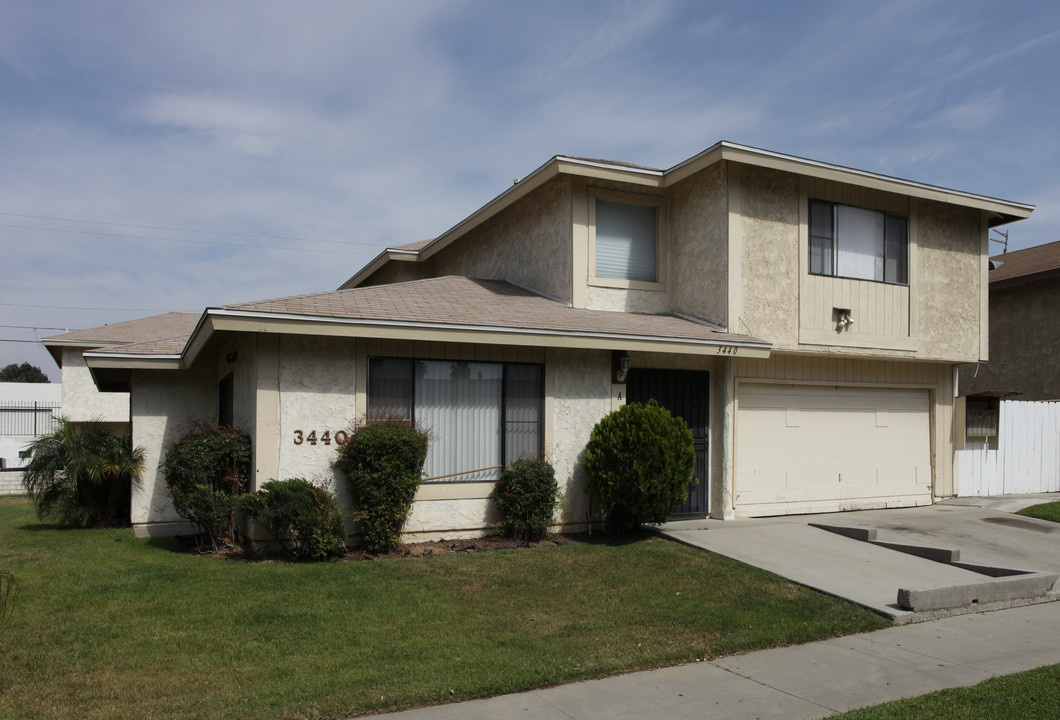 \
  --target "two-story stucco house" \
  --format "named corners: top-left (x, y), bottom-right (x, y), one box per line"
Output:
top-left (45, 142), bottom-right (1033, 539)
